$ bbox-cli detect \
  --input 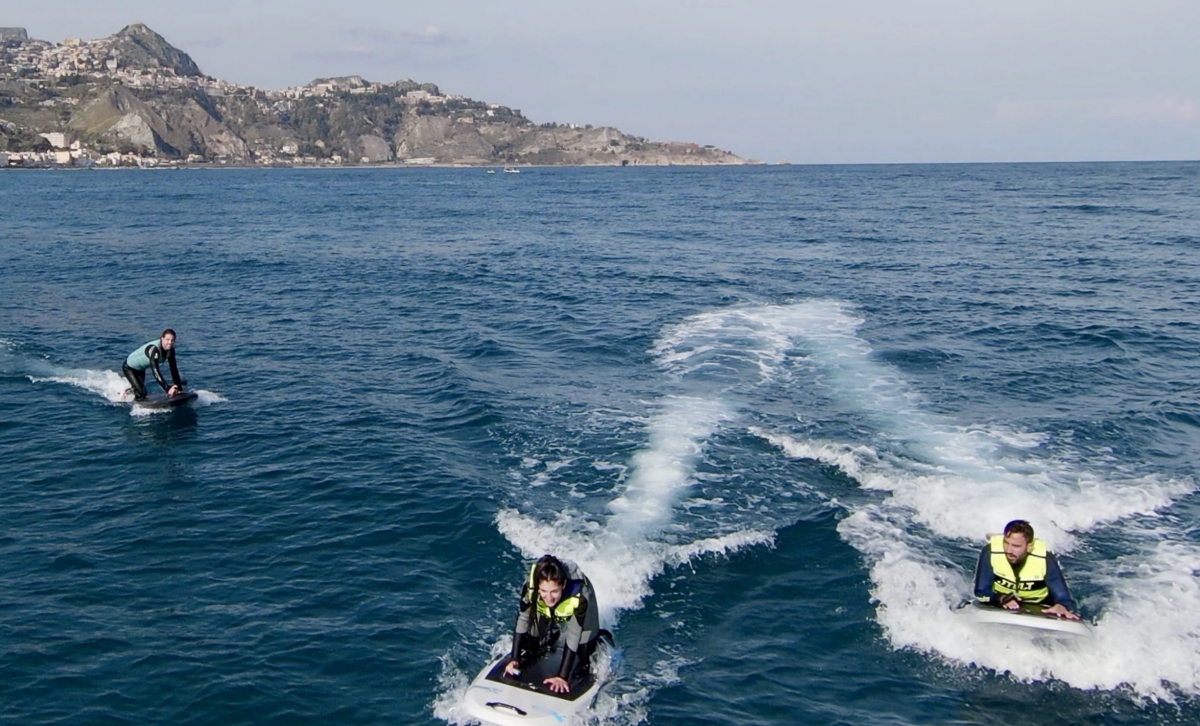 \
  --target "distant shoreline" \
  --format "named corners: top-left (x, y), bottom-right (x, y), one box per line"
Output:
top-left (0, 161), bottom-right (774, 171)
top-left (4, 159), bottom-right (1190, 172)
